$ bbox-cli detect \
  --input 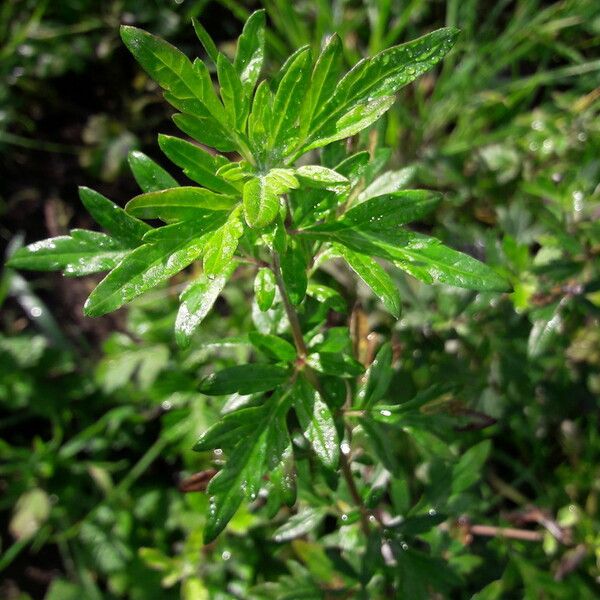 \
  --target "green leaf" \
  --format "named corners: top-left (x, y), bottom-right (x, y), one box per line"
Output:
top-left (311, 27), bottom-right (460, 137)
top-left (342, 190), bottom-right (441, 229)
top-left (217, 53), bottom-right (249, 131)
top-left (234, 10), bottom-right (266, 95)
top-left (451, 440), bottom-right (491, 494)
top-left (157, 135), bottom-right (237, 195)
top-left (248, 80), bottom-right (273, 161)
top-left (269, 47), bottom-right (312, 156)
top-left (6, 230), bottom-right (128, 277)
top-left (192, 17), bottom-right (219, 65)
top-left (300, 34), bottom-right (342, 133)
top-left (528, 303), bottom-right (563, 358)
top-left (280, 241), bottom-right (307, 306)
top-left (300, 95), bottom-right (395, 155)
top-left (172, 112), bottom-right (238, 153)
top-left (78, 186), bottom-right (151, 247)
top-left (293, 378), bottom-right (339, 468)
top-left (254, 267), bottom-right (276, 312)
top-left (203, 206), bottom-right (245, 276)
top-left (199, 364), bottom-right (289, 395)
top-left (268, 446), bottom-right (297, 514)
top-left (204, 389), bottom-right (292, 542)
top-left (83, 225), bottom-right (212, 316)
top-left (243, 175), bottom-right (281, 229)
top-left (120, 26), bottom-right (225, 123)
top-left (175, 261), bottom-right (237, 347)
top-left (125, 187), bottom-right (237, 221)
top-left (127, 150), bottom-right (178, 193)
top-left (306, 352), bottom-right (365, 377)
top-left (194, 405), bottom-right (265, 452)
top-left (248, 332), bottom-right (296, 362)
top-left (357, 342), bottom-right (393, 409)
top-left (334, 244), bottom-right (400, 318)
top-left (295, 165), bottom-right (349, 191)
top-left (272, 508), bottom-right (326, 543)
